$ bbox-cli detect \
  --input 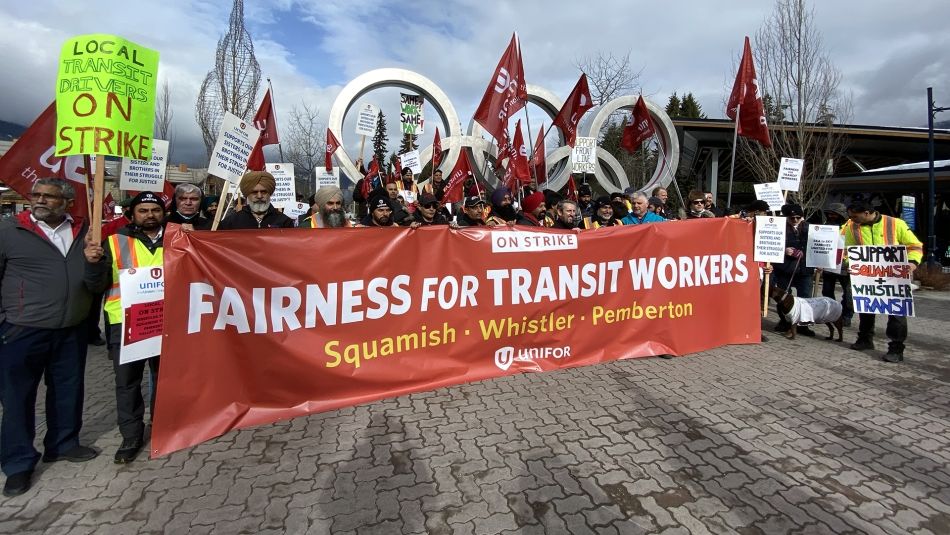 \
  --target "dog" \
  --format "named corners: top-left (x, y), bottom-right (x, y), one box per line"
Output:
top-left (769, 285), bottom-right (844, 341)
